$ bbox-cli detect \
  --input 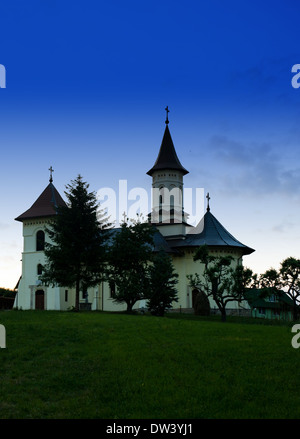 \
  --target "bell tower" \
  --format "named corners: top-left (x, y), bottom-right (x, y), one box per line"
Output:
top-left (147, 108), bottom-right (189, 239)
top-left (14, 168), bottom-right (67, 310)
